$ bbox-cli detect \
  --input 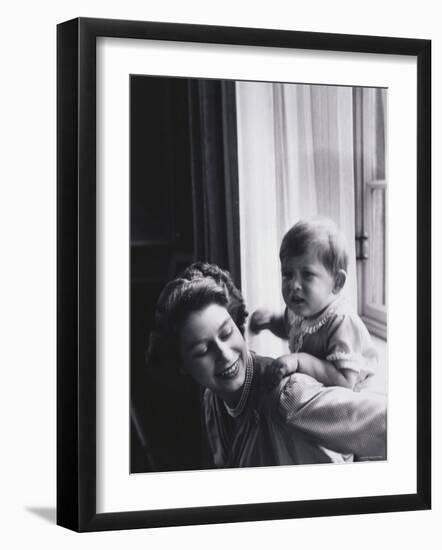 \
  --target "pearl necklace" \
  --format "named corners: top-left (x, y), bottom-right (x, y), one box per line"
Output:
top-left (224, 353), bottom-right (254, 418)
